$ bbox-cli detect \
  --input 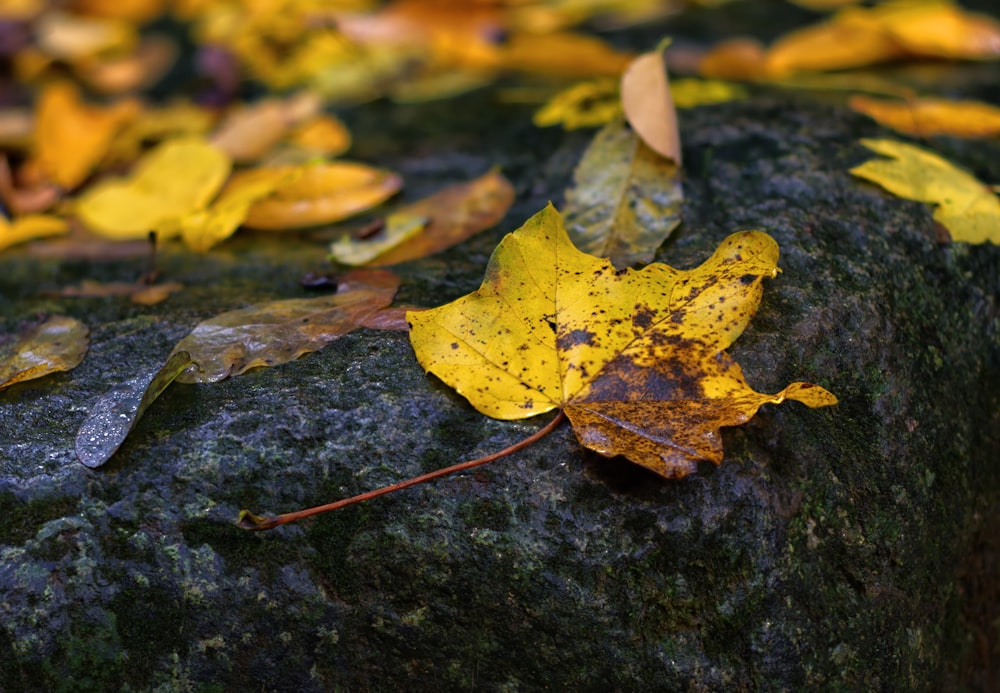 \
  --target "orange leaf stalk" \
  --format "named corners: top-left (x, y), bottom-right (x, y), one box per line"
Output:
top-left (236, 411), bottom-right (567, 531)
